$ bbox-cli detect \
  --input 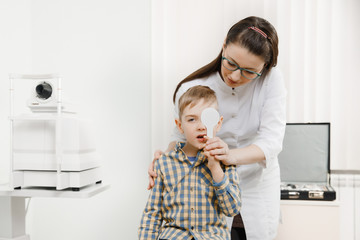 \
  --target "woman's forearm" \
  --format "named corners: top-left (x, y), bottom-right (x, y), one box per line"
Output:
top-left (228, 144), bottom-right (265, 166)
